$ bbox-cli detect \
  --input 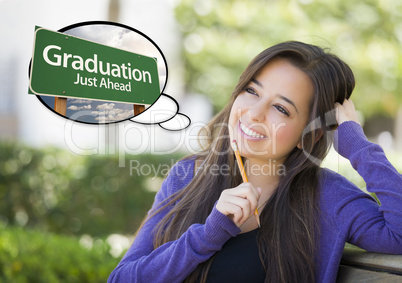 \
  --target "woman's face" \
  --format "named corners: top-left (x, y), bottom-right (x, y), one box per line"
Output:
top-left (228, 58), bottom-right (314, 164)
